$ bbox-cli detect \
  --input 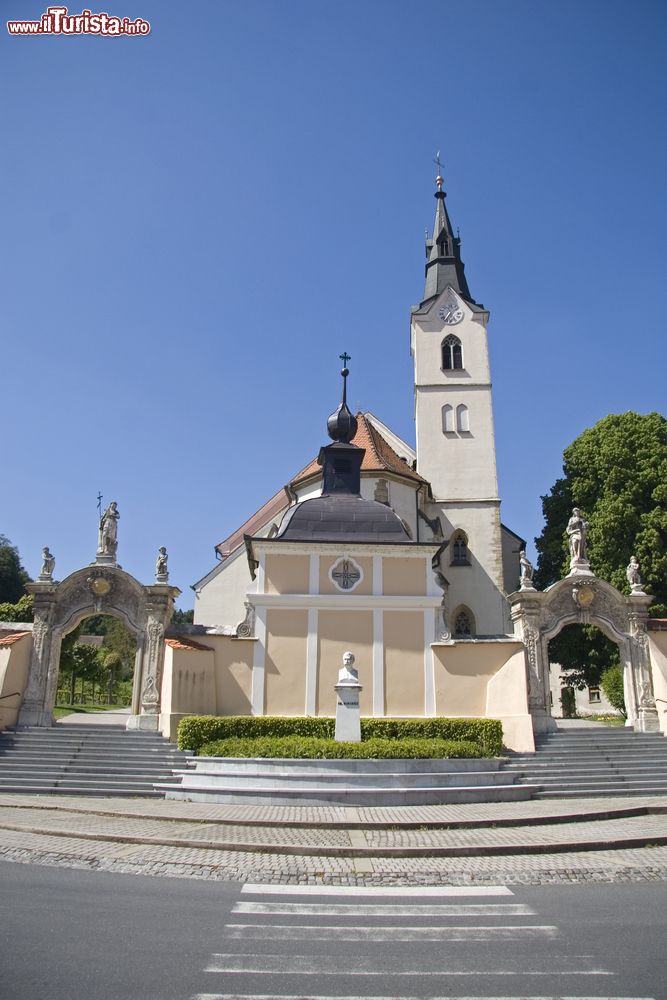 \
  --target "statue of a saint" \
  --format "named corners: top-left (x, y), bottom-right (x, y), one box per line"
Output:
top-left (40, 546), bottom-right (56, 580)
top-left (519, 549), bottom-right (534, 588)
top-left (337, 650), bottom-right (359, 685)
top-left (155, 546), bottom-right (168, 581)
top-left (566, 508), bottom-right (589, 563)
top-left (98, 501), bottom-right (120, 558)
top-left (626, 555), bottom-right (643, 592)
